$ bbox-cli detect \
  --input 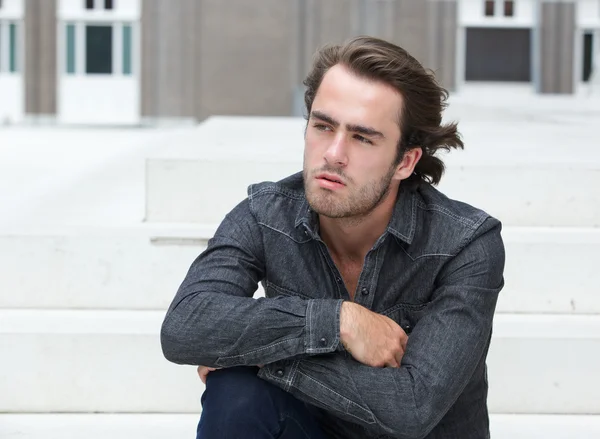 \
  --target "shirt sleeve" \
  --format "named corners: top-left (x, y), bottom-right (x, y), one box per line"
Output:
top-left (160, 198), bottom-right (343, 367)
top-left (258, 217), bottom-right (505, 439)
